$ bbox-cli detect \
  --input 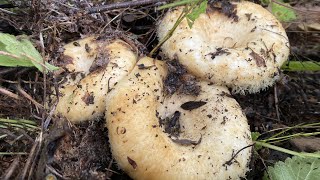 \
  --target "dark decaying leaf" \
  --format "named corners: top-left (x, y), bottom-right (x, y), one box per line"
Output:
top-left (81, 92), bottom-right (95, 106)
top-left (171, 136), bottom-right (202, 146)
top-left (250, 51), bottom-right (266, 67)
top-left (180, 101), bottom-right (207, 110)
top-left (127, 156), bottom-right (137, 169)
